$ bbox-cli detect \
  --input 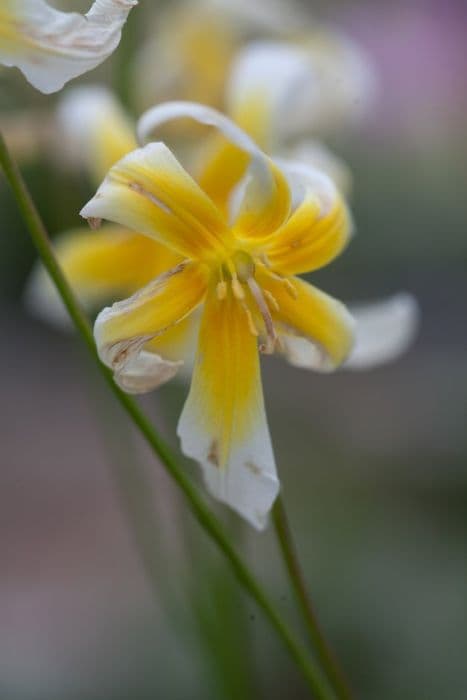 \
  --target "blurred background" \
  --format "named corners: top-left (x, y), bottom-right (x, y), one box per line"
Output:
top-left (1, 0), bottom-right (466, 698)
